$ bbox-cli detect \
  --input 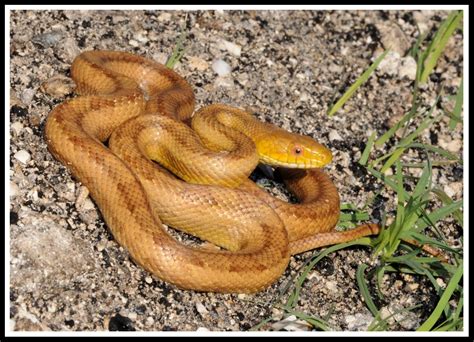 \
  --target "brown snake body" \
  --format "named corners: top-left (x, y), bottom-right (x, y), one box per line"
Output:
top-left (45, 51), bottom-right (379, 293)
